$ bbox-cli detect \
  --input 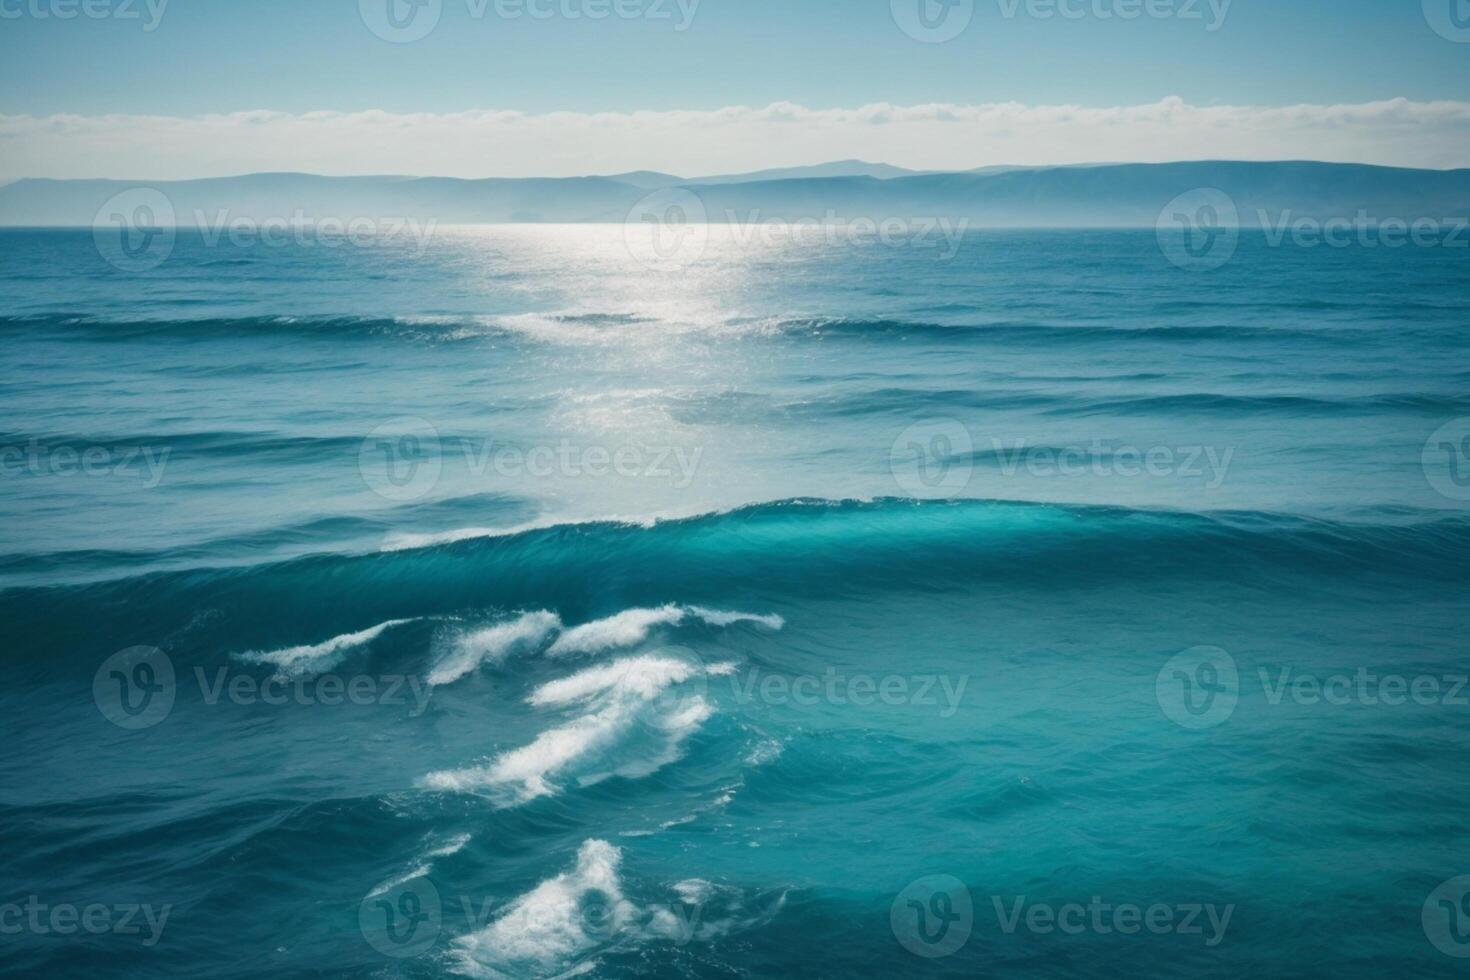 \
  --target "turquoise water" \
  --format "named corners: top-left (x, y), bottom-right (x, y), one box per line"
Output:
top-left (1, 227), bottom-right (1468, 978)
